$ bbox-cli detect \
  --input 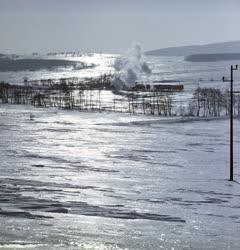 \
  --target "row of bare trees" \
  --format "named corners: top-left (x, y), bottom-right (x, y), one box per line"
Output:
top-left (127, 92), bottom-right (174, 116)
top-left (1, 80), bottom-right (240, 118)
top-left (188, 87), bottom-right (240, 117)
